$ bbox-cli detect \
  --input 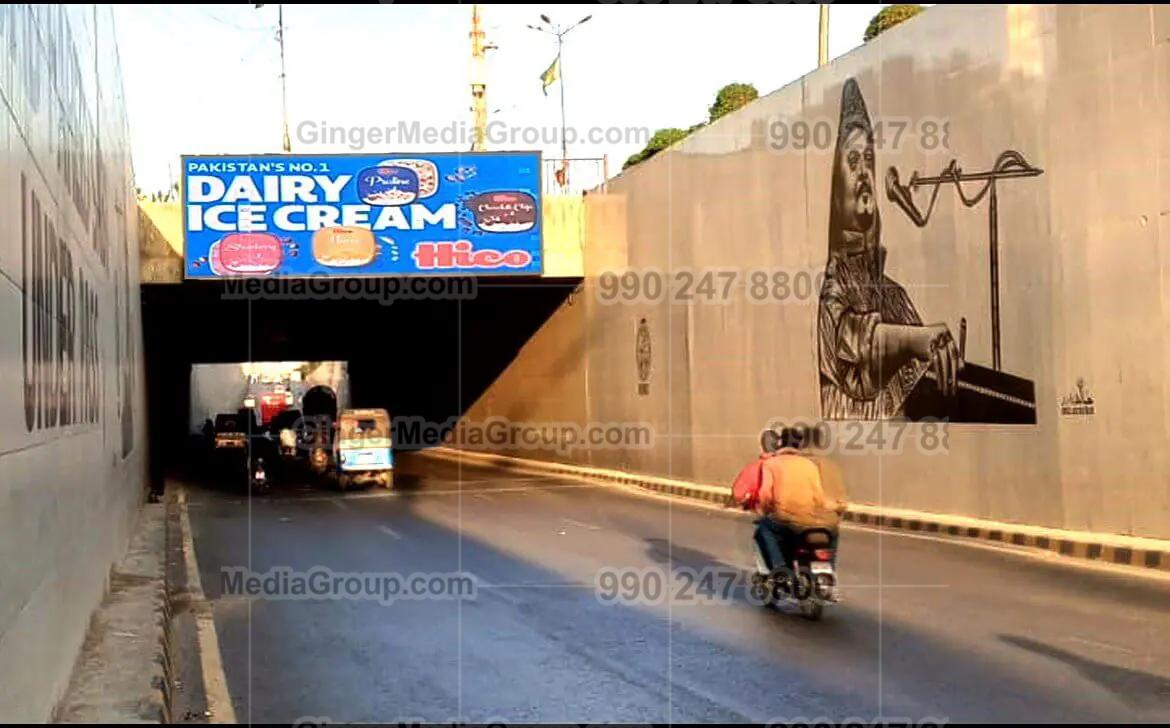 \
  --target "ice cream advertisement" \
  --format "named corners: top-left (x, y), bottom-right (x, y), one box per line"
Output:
top-left (183, 152), bottom-right (543, 278)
